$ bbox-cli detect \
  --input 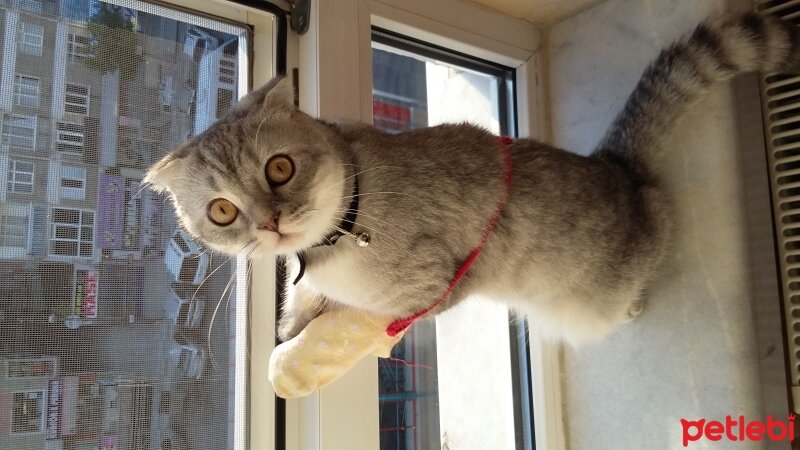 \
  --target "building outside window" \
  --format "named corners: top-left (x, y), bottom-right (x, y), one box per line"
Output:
top-left (6, 358), bottom-right (57, 378)
top-left (67, 32), bottom-right (91, 61)
top-left (1, 114), bottom-right (37, 149)
top-left (0, 0), bottom-right (273, 448)
top-left (65, 83), bottom-right (90, 115)
top-left (0, 212), bottom-right (29, 248)
top-left (59, 165), bottom-right (86, 200)
top-left (11, 391), bottom-right (44, 434)
top-left (50, 207), bottom-right (93, 258)
top-left (11, 0), bottom-right (43, 13)
top-left (16, 22), bottom-right (44, 56)
top-left (7, 159), bottom-right (34, 194)
top-left (55, 122), bottom-right (85, 154)
top-left (13, 75), bottom-right (40, 108)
